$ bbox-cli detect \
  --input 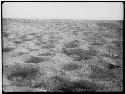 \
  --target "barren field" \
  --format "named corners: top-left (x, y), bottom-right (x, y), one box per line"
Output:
top-left (2, 18), bottom-right (123, 92)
